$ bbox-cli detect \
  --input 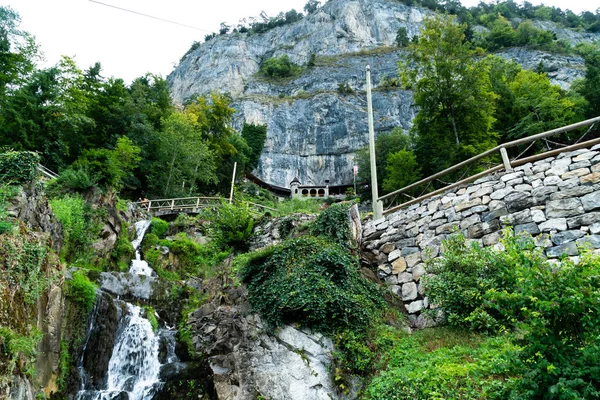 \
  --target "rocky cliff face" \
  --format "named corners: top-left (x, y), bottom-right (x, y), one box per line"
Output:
top-left (168, 0), bottom-right (596, 188)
